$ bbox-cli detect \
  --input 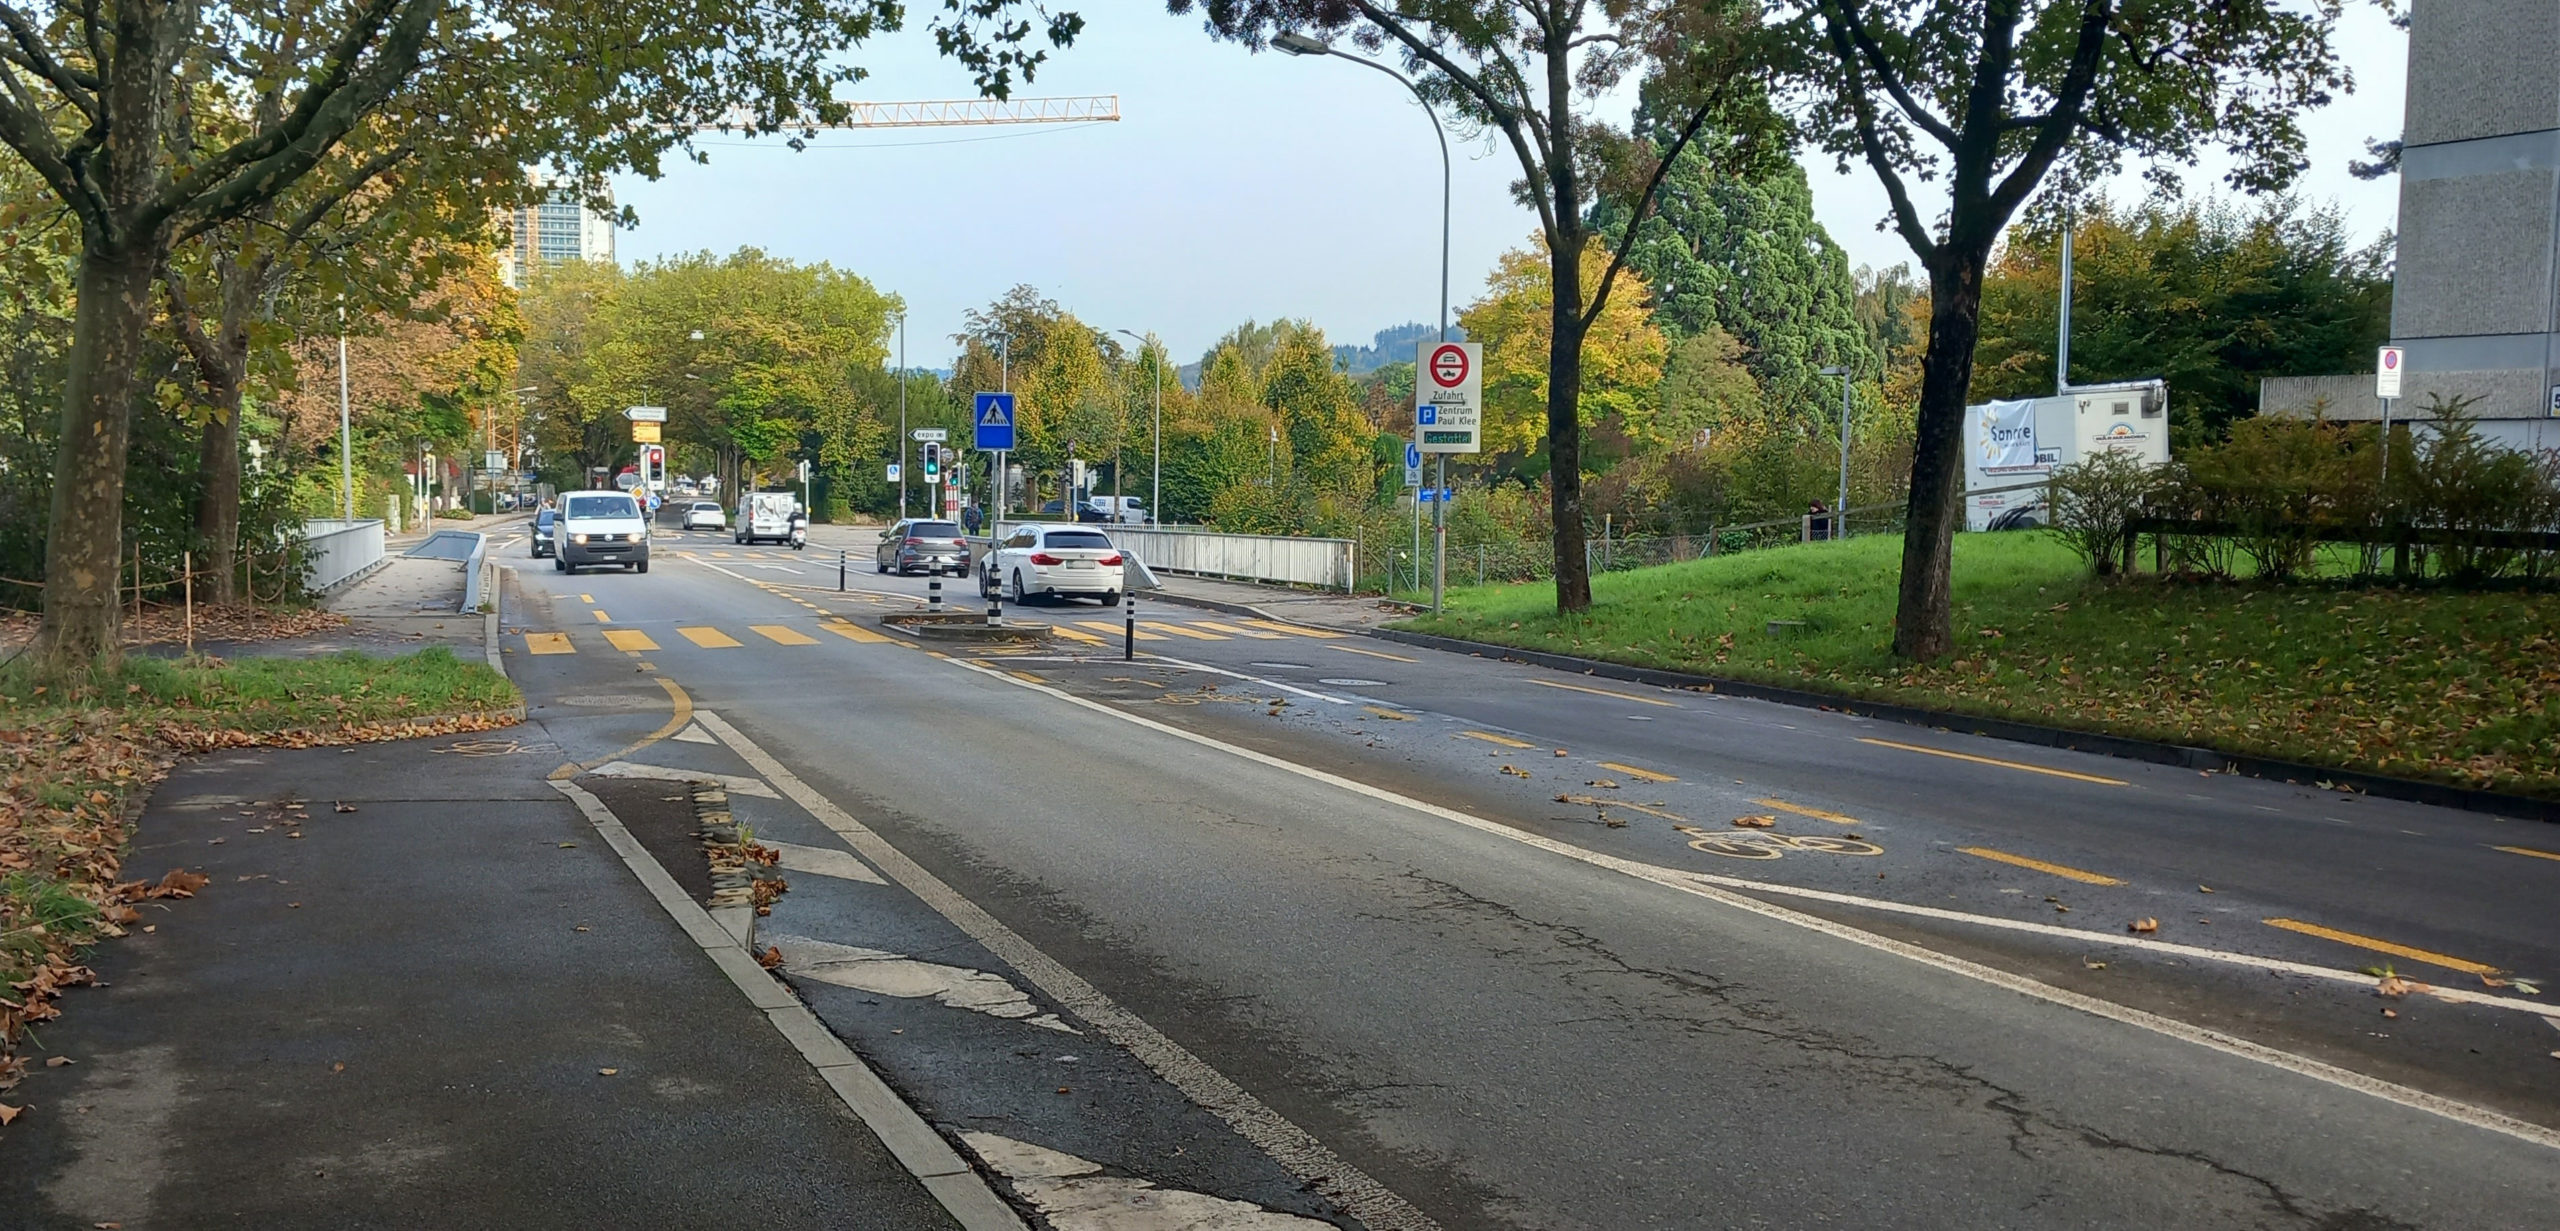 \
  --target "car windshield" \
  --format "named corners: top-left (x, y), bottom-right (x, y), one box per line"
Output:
top-left (1042, 531), bottom-right (1114, 549)
top-left (691, 502), bottom-right (719, 511)
top-left (564, 494), bottom-right (638, 520)
top-left (535, 510), bottom-right (555, 526)
top-left (912, 522), bottom-right (962, 537)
